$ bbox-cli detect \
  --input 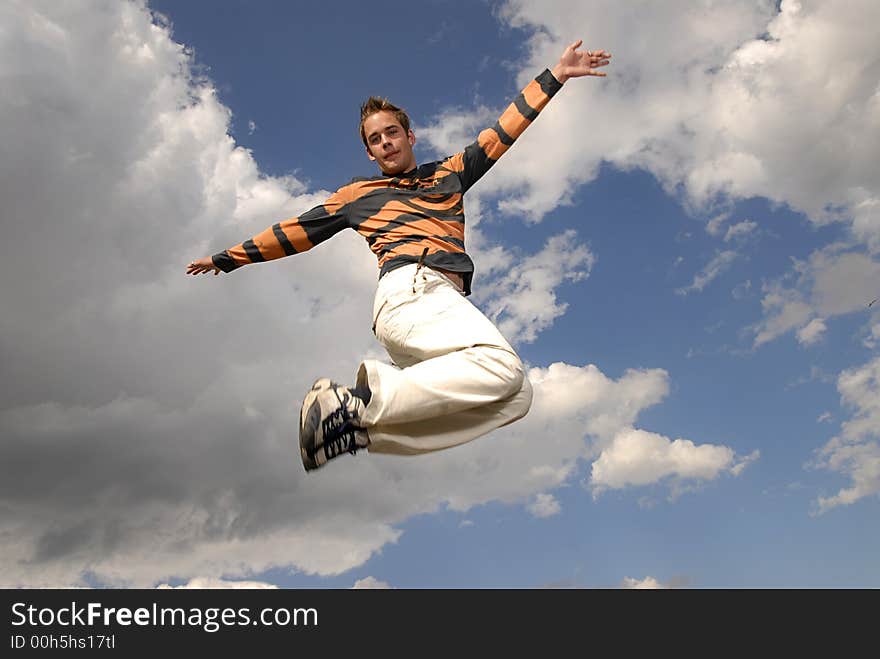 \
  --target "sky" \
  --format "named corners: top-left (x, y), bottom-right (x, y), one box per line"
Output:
top-left (1, 0), bottom-right (878, 589)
